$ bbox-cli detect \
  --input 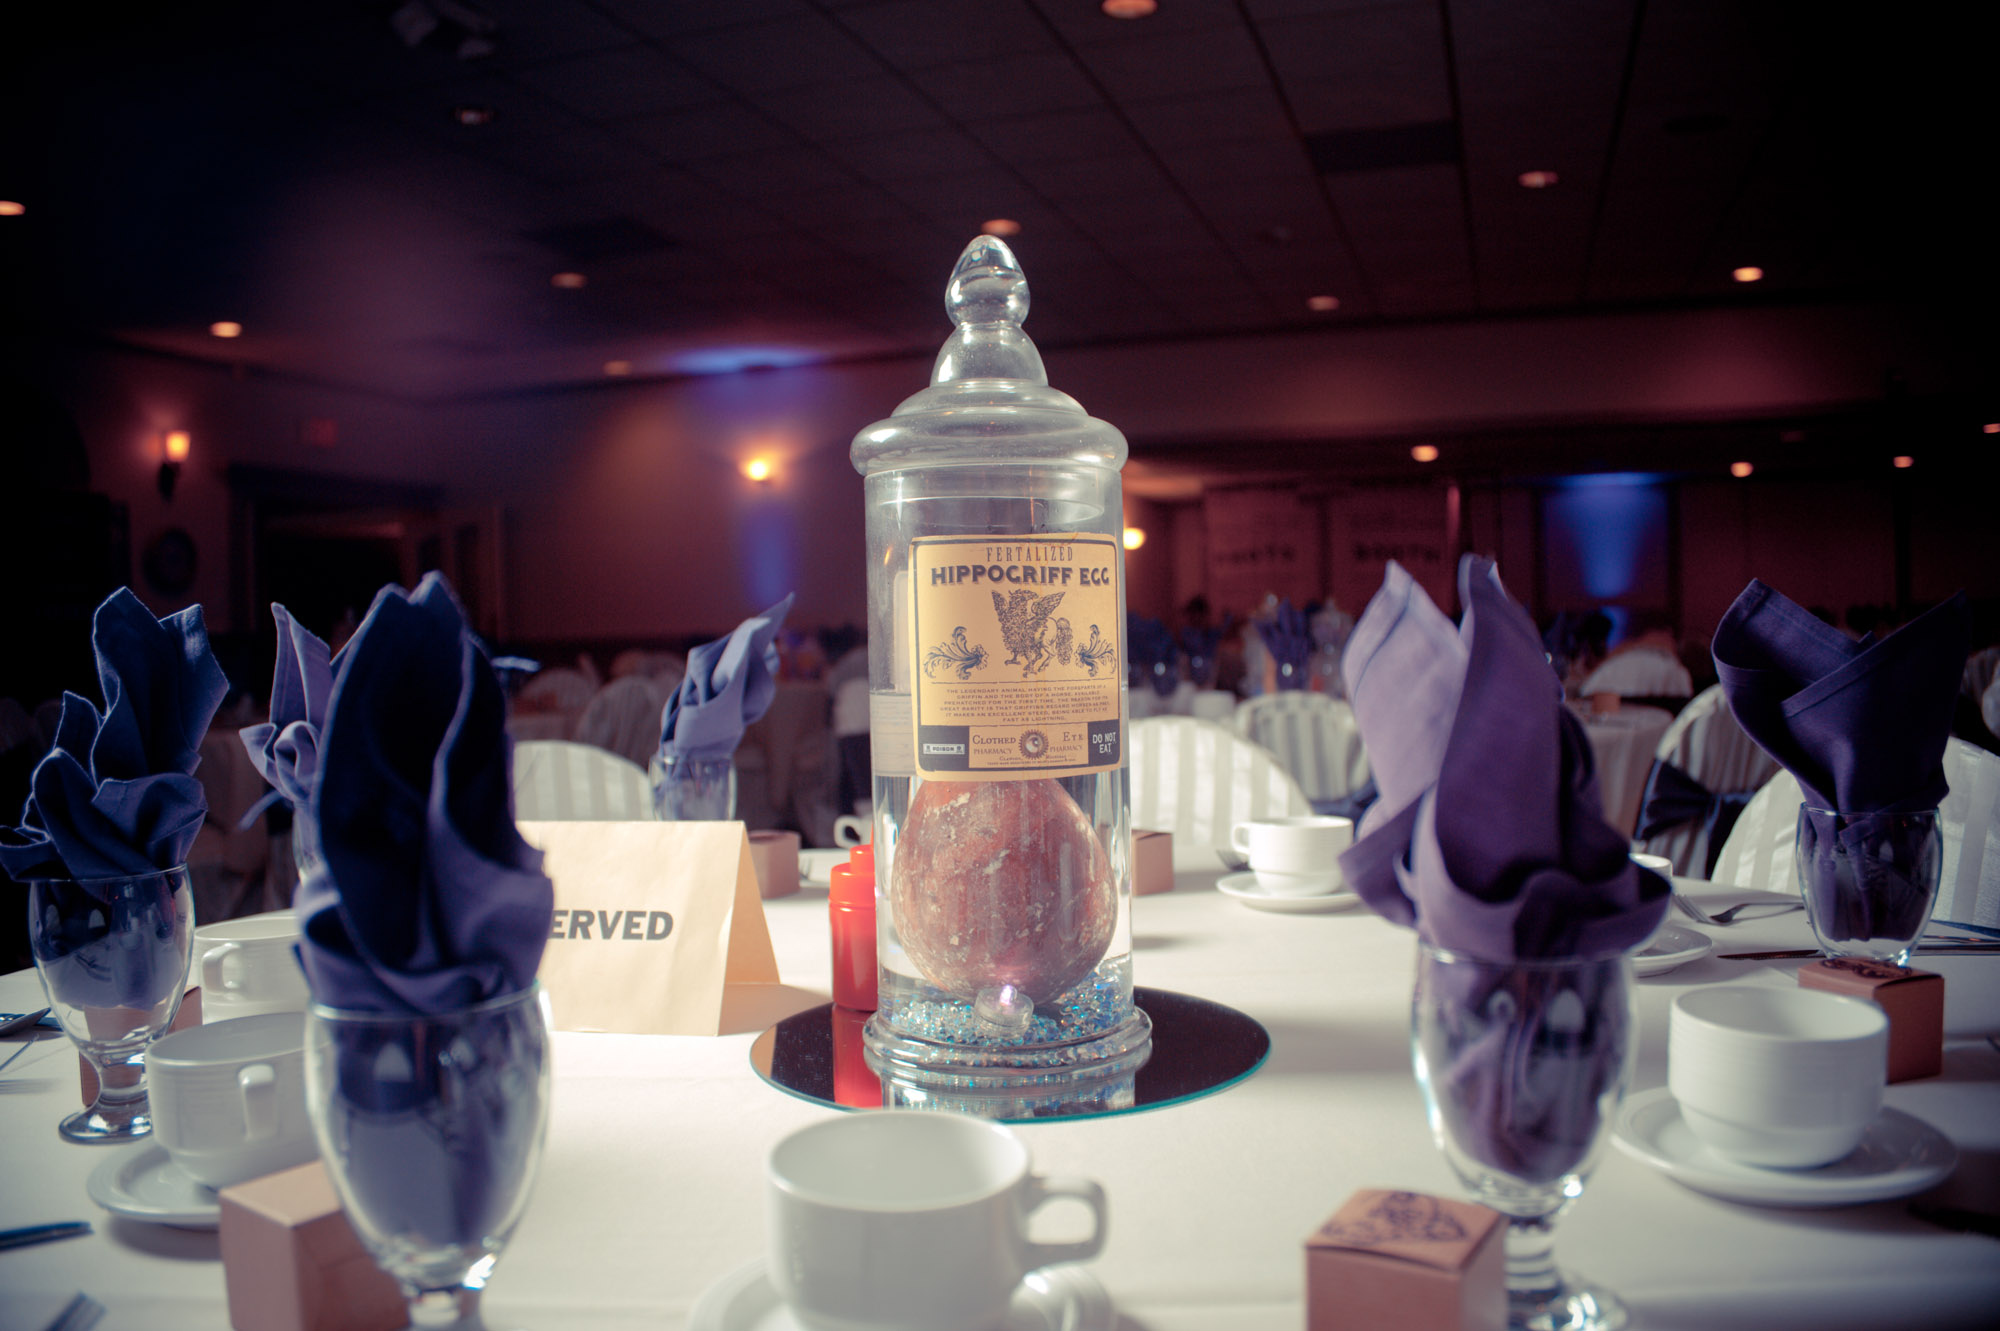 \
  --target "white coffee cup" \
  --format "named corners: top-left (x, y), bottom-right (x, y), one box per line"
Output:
top-left (1629, 853), bottom-right (1675, 945)
top-left (1229, 815), bottom-right (1353, 896)
top-left (832, 814), bottom-right (872, 848)
top-left (197, 913), bottom-right (309, 1021)
top-left (1668, 986), bottom-right (1888, 1169)
top-left (767, 1112), bottom-right (1107, 1331)
top-left (147, 1011), bottom-right (318, 1189)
